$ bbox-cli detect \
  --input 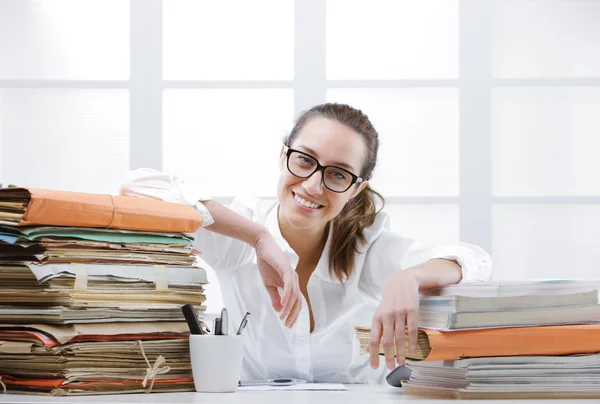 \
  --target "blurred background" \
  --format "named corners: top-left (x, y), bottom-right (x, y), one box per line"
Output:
top-left (1, 0), bottom-right (599, 312)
